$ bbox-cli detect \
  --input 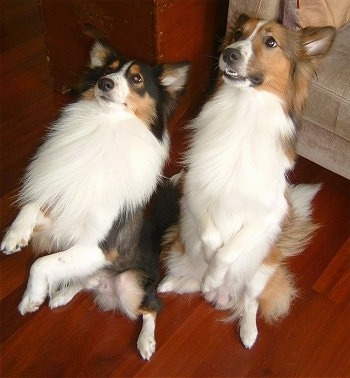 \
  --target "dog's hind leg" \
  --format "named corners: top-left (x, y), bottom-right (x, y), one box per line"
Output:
top-left (137, 311), bottom-right (158, 360)
top-left (18, 244), bottom-right (107, 315)
top-left (238, 263), bottom-right (276, 348)
top-left (137, 282), bottom-right (162, 360)
top-left (1, 203), bottom-right (47, 254)
top-left (49, 281), bottom-right (86, 308)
